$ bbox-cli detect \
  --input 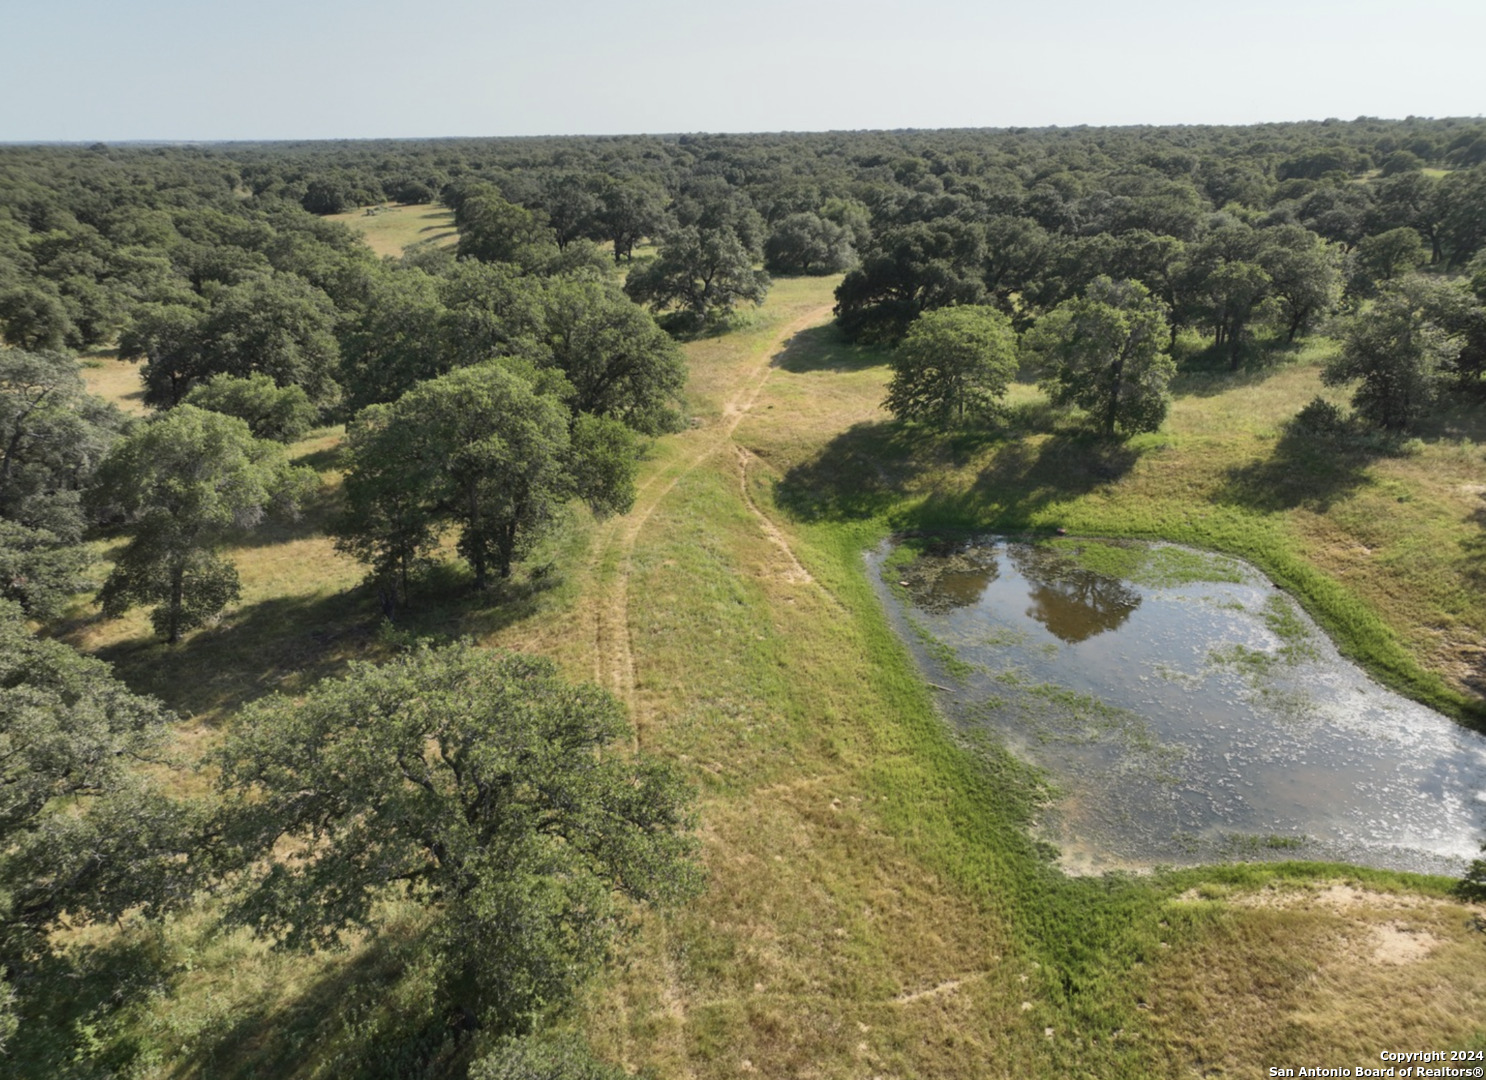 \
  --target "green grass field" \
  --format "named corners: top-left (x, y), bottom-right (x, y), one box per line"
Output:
top-left (47, 277), bottom-right (1486, 1078)
top-left (327, 202), bottom-right (457, 256)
